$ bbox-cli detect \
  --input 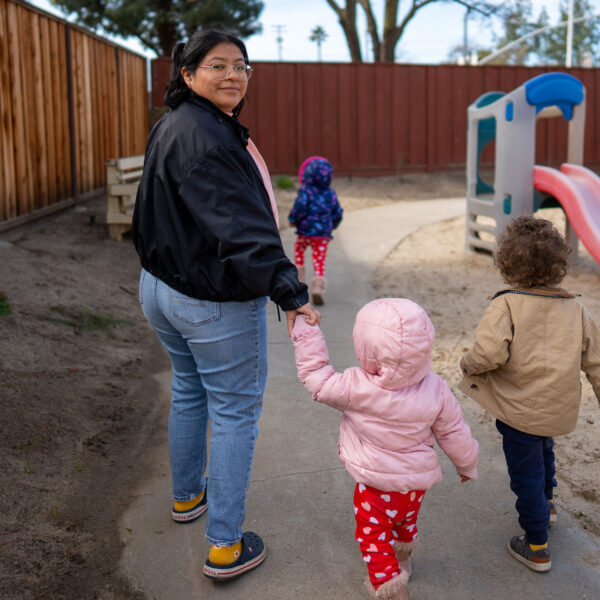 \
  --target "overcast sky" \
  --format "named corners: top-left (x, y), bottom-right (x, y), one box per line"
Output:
top-left (25, 0), bottom-right (599, 64)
